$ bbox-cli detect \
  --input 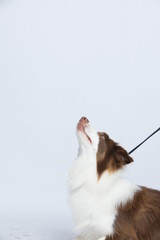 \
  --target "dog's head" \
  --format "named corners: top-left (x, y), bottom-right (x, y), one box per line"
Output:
top-left (77, 117), bottom-right (133, 178)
